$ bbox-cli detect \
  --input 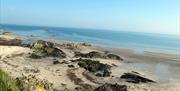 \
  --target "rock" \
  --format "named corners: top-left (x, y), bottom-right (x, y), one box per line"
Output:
top-left (120, 73), bottom-right (156, 83)
top-left (48, 48), bottom-right (66, 58)
top-left (105, 54), bottom-right (123, 61)
top-left (80, 43), bottom-right (92, 47)
top-left (23, 67), bottom-right (39, 73)
top-left (53, 60), bottom-right (60, 64)
top-left (68, 65), bottom-right (75, 68)
top-left (31, 40), bottom-right (54, 49)
top-left (15, 75), bottom-right (53, 91)
top-left (74, 51), bottom-right (103, 58)
top-left (75, 58), bottom-right (111, 77)
top-left (30, 49), bottom-right (47, 59)
top-left (95, 83), bottom-right (127, 91)
top-left (74, 51), bottom-right (123, 61)
top-left (60, 43), bottom-right (79, 50)
top-left (0, 38), bottom-right (22, 46)
top-left (29, 40), bottom-right (66, 59)
top-left (2, 32), bottom-right (15, 35)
